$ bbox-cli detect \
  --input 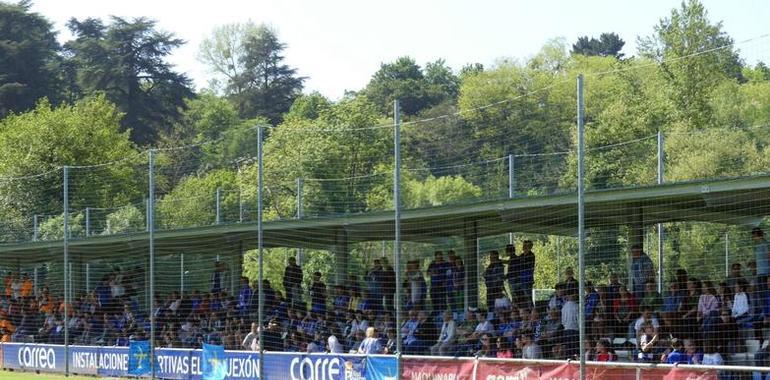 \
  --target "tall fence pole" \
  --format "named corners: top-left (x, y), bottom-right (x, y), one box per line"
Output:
top-left (296, 177), bottom-right (304, 265)
top-left (180, 253), bottom-right (185, 293)
top-left (257, 125), bottom-right (265, 380)
top-left (508, 154), bottom-right (515, 245)
top-left (577, 74), bottom-right (586, 380)
top-left (393, 100), bottom-right (403, 369)
top-left (148, 149), bottom-right (156, 379)
top-left (725, 232), bottom-right (729, 277)
top-left (657, 130), bottom-right (665, 294)
top-left (85, 207), bottom-right (91, 237)
top-left (33, 215), bottom-right (39, 241)
top-left (216, 187), bottom-right (222, 224)
top-left (63, 166), bottom-right (70, 377)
